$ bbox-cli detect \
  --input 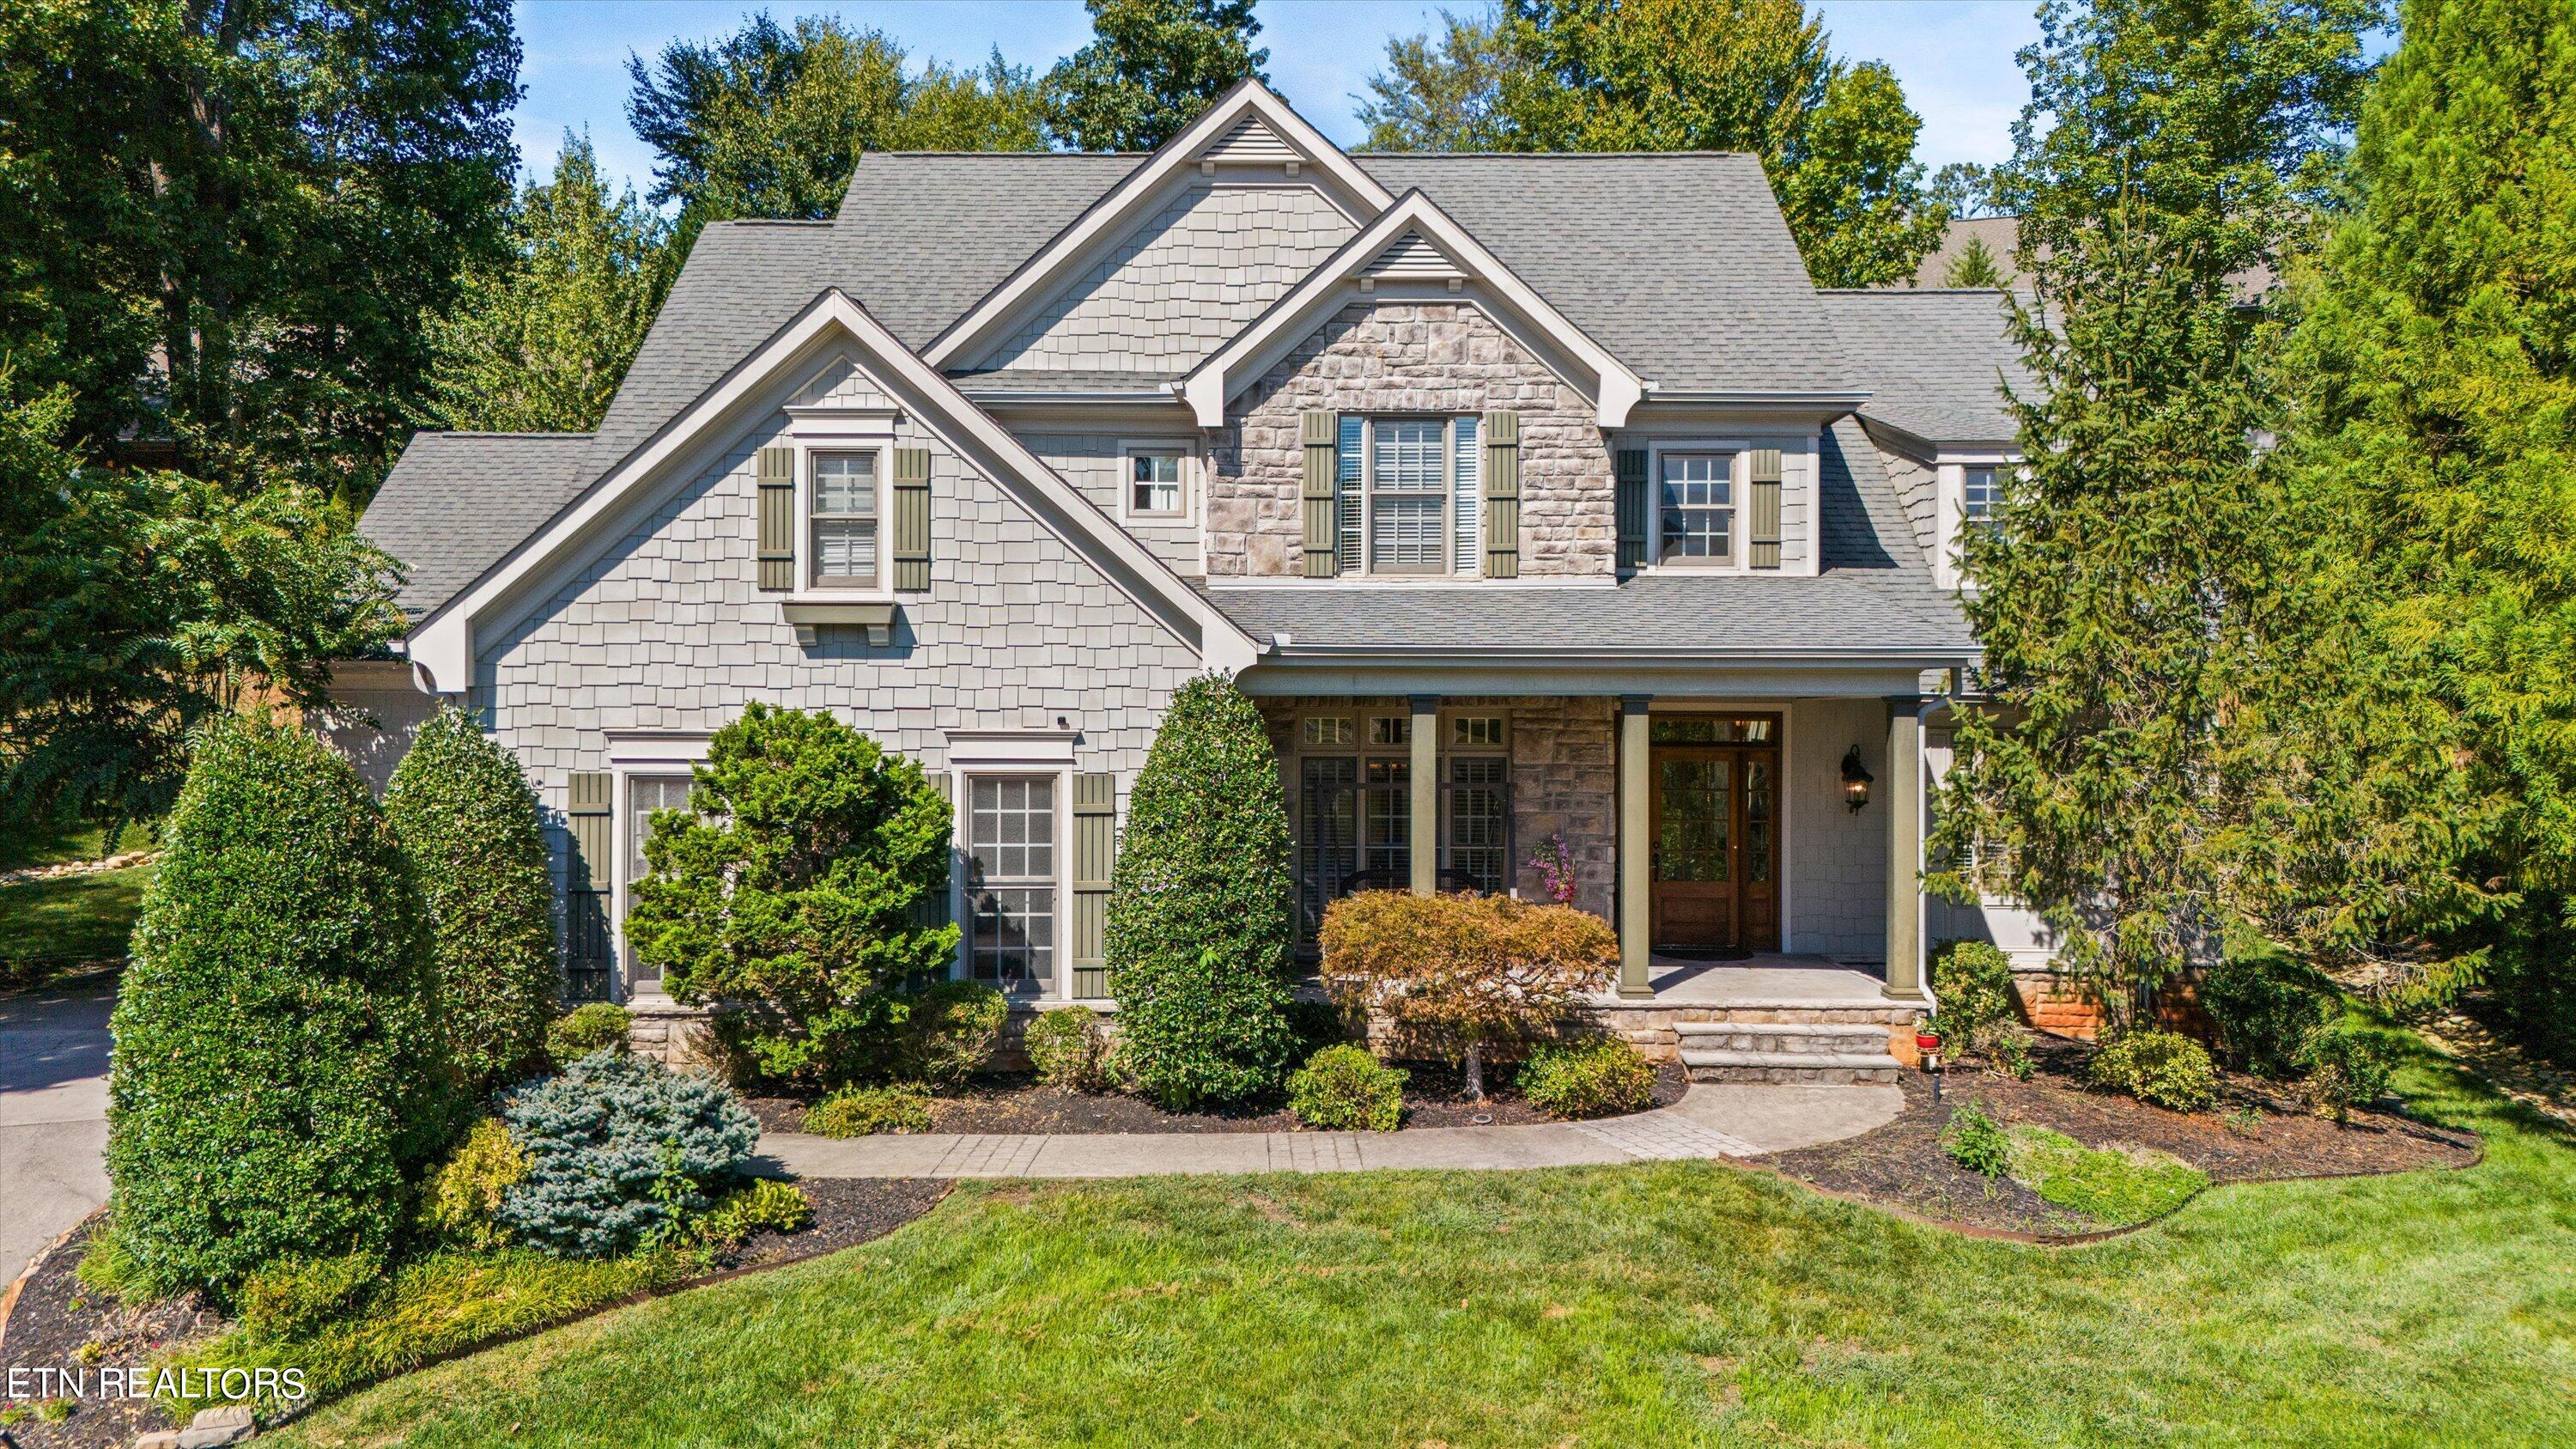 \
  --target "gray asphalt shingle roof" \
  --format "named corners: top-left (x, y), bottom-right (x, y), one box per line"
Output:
top-left (1819, 289), bottom-right (2031, 446)
top-left (1202, 419), bottom-right (1972, 657)
top-left (362, 432), bottom-right (596, 618)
